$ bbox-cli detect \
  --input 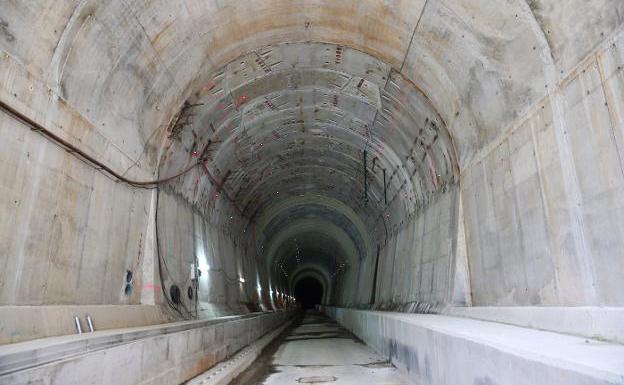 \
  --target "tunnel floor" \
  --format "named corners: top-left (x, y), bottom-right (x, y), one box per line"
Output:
top-left (229, 311), bottom-right (409, 384)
